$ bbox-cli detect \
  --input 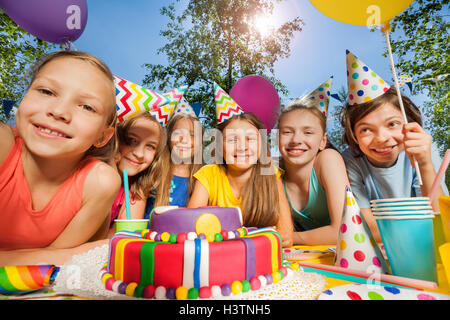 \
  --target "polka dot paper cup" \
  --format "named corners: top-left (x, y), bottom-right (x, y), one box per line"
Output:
top-left (375, 214), bottom-right (437, 282)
